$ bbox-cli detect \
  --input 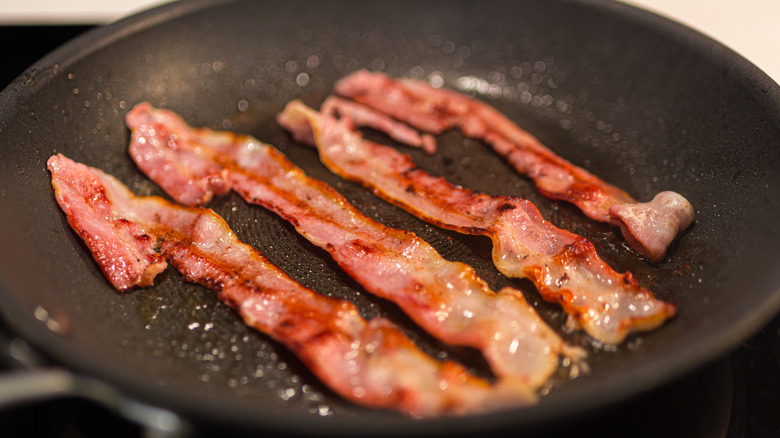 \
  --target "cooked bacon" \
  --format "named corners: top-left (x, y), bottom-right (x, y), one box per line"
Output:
top-left (48, 153), bottom-right (537, 417)
top-left (278, 101), bottom-right (677, 345)
top-left (125, 102), bottom-right (578, 389)
top-left (321, 96), bottom-right (436, 154)
top-left (48, 154), bottom-right (167, 291)
top-left (609, 192), bottom-right (695, 262)
top-left (333, 70), bottom-right (694, 262)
